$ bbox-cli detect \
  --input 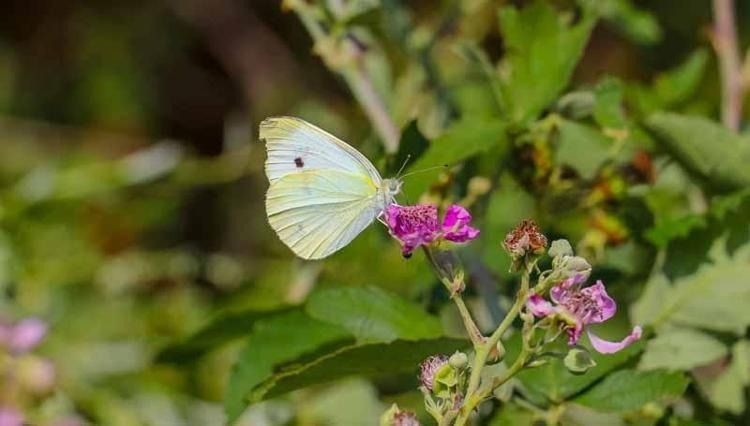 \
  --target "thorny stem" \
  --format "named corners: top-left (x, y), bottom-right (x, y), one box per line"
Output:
top-left (287, 1), bottom-right (400, 153)
top-left (712, 0), bottom-right (746, 130)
